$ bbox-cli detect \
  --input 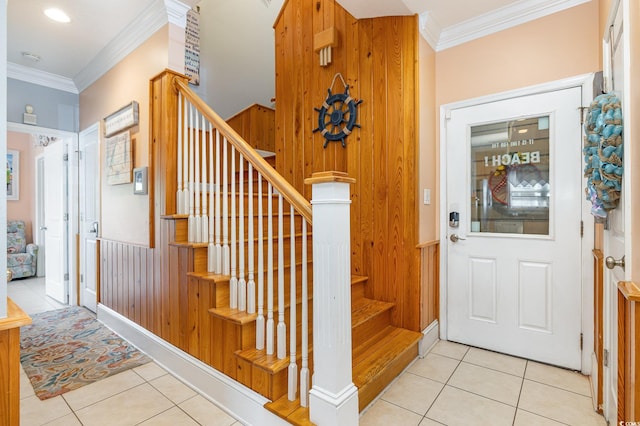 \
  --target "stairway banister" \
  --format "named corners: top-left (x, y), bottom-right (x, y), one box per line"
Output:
top-left (174, 78), bottom-right (312, 224)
